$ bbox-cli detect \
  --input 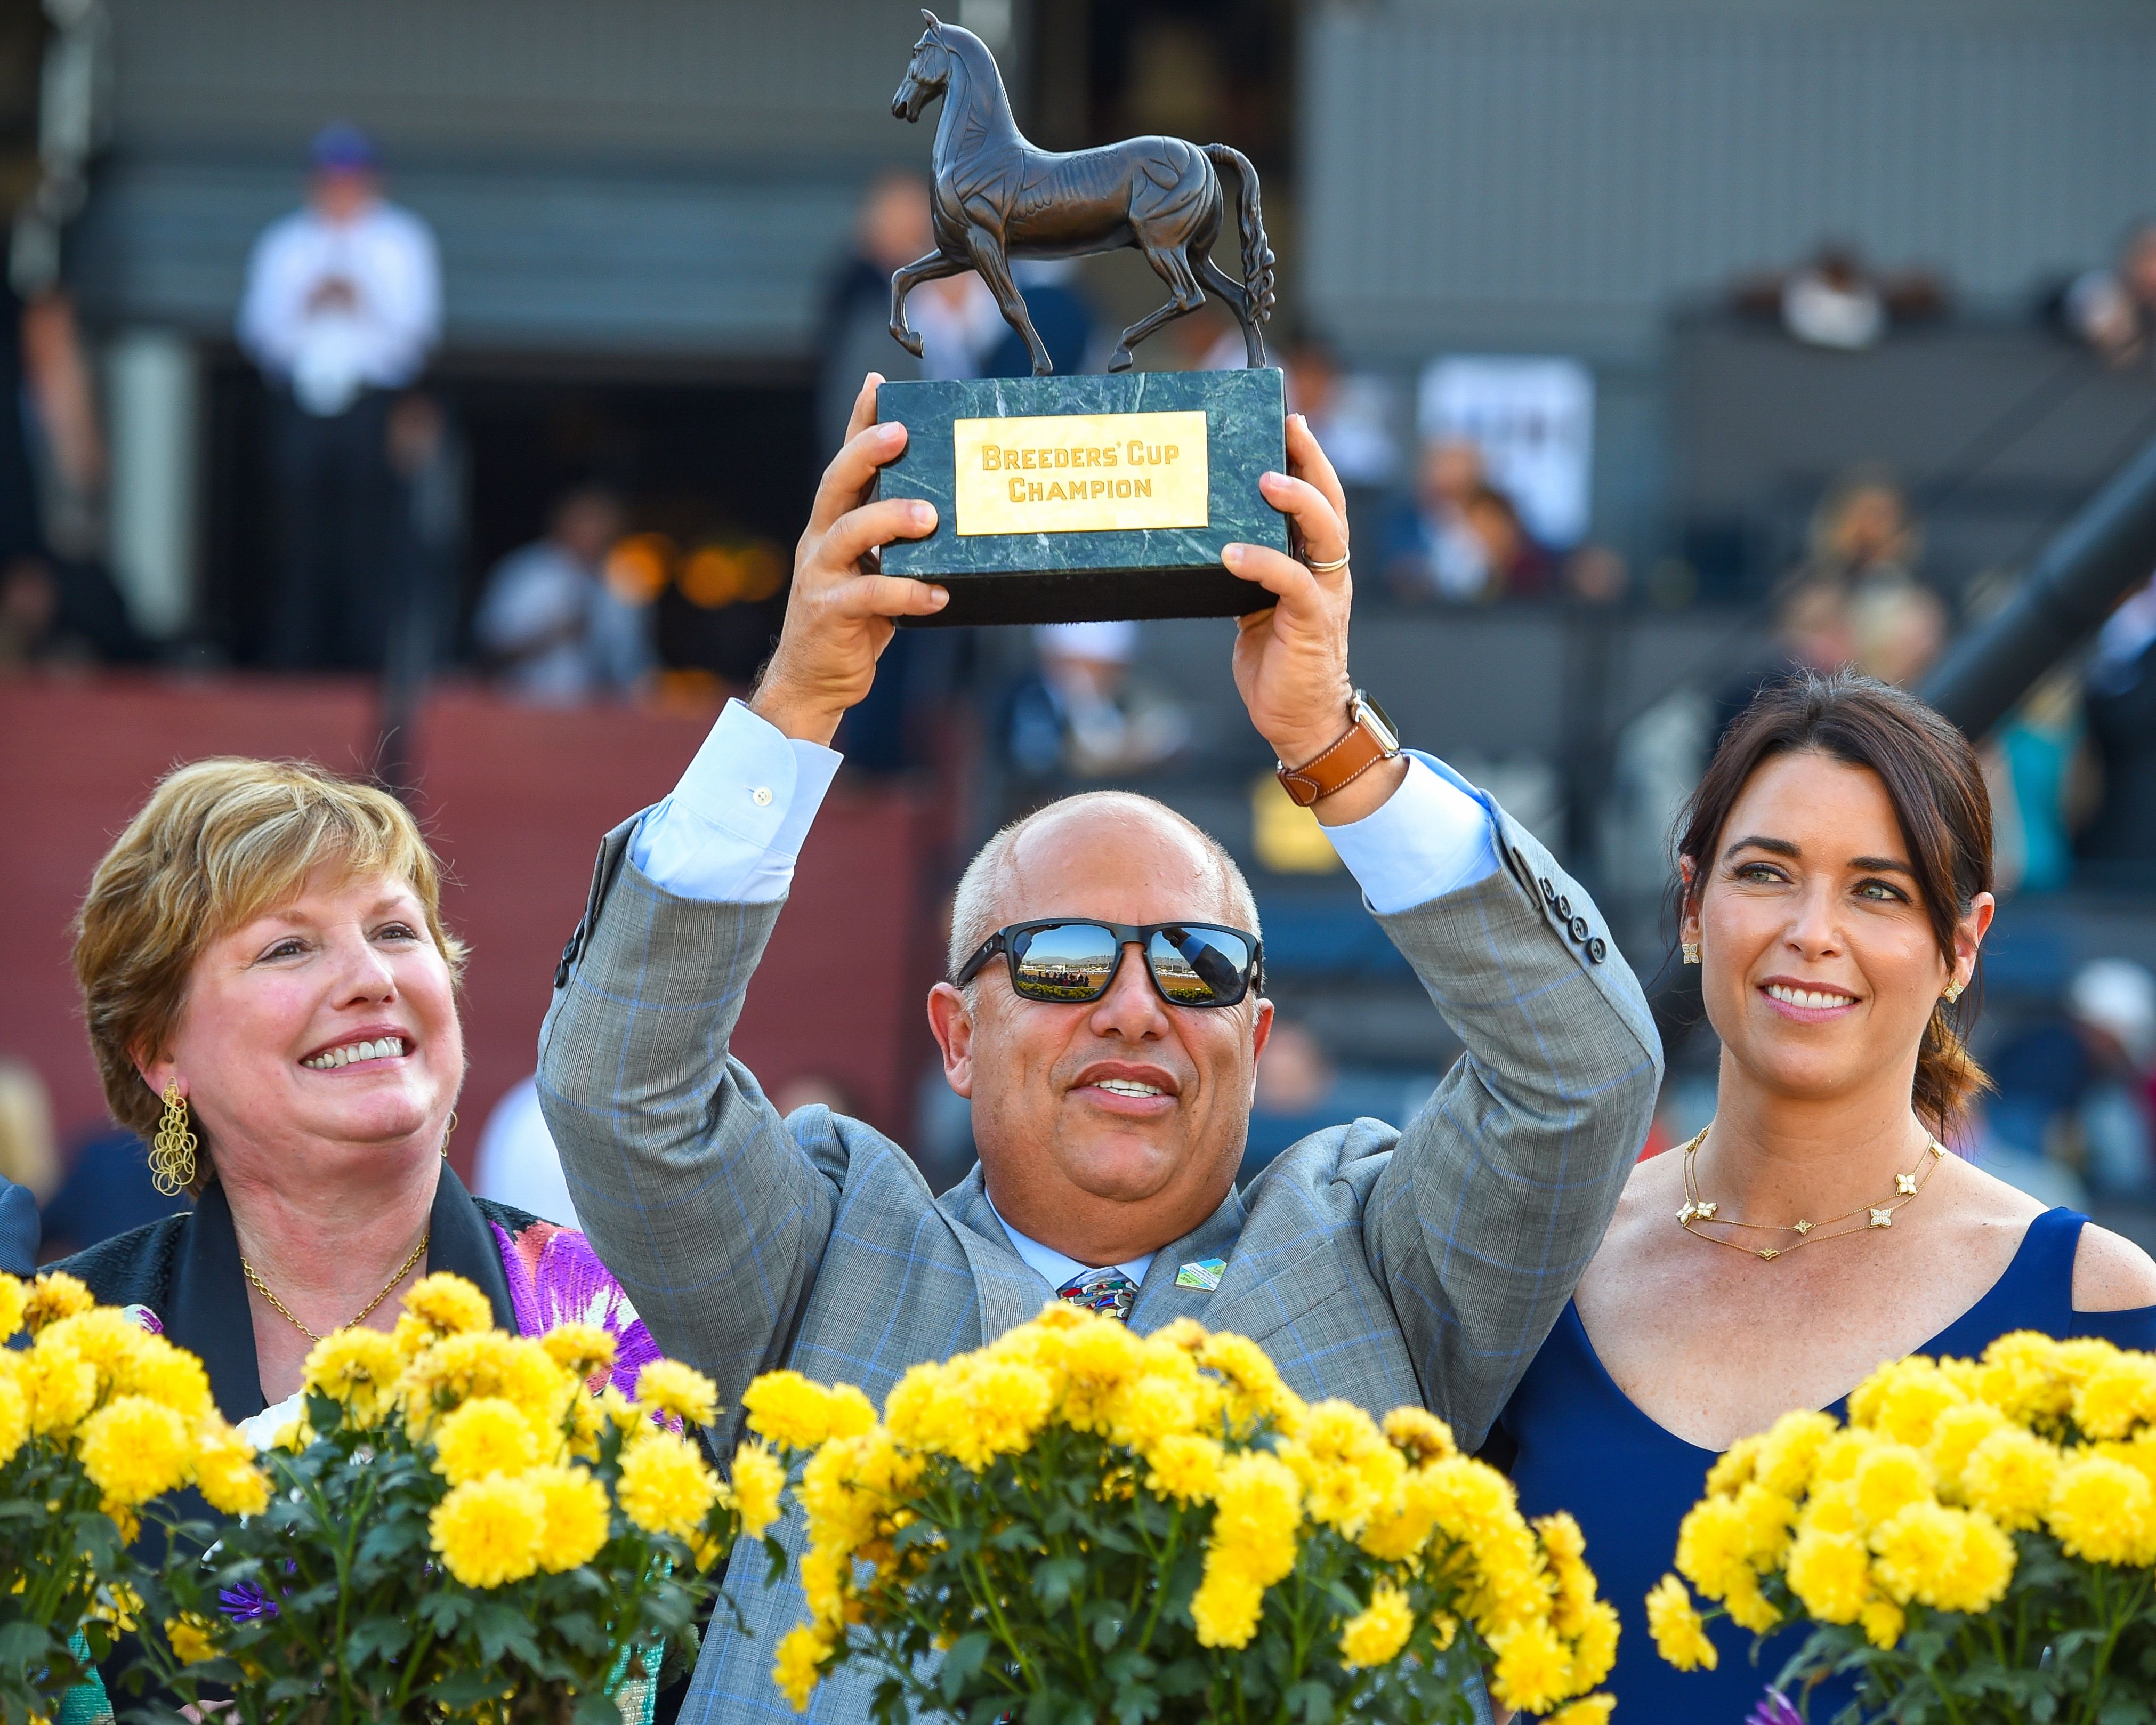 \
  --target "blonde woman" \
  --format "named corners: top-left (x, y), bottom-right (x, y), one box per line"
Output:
top-left (56, 758), bottom-right (658, 1437)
